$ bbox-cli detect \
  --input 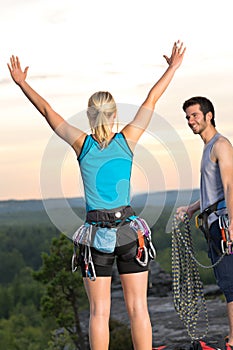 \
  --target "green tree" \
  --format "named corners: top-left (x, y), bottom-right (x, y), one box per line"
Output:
top-left (0, 265), bottom-right (52, 350)
top-left (0, 286), bottom-right (13, 318)
top-left (109, 319), bottom-right (133, 350)
top-left (34, 234), bottom-right (88, 350)
top-left (0, 312), bottom-right (50, 350)
top-left (10, 267), bottom-right (43, 310)
top-left (0, 250), bottom-right (25, 284)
